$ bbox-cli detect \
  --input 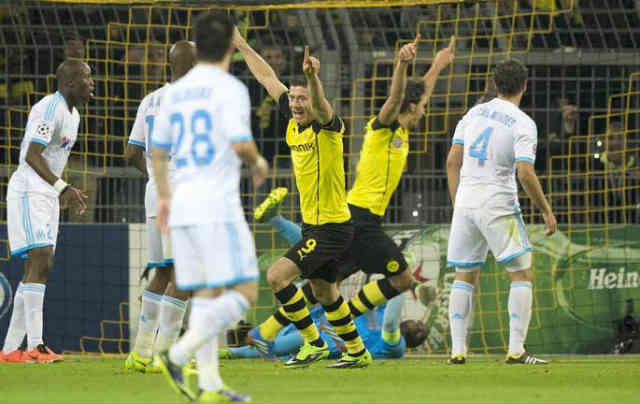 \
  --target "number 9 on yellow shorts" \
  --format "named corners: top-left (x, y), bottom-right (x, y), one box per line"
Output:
top-left (284, 221), bottom-right (354, 282)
